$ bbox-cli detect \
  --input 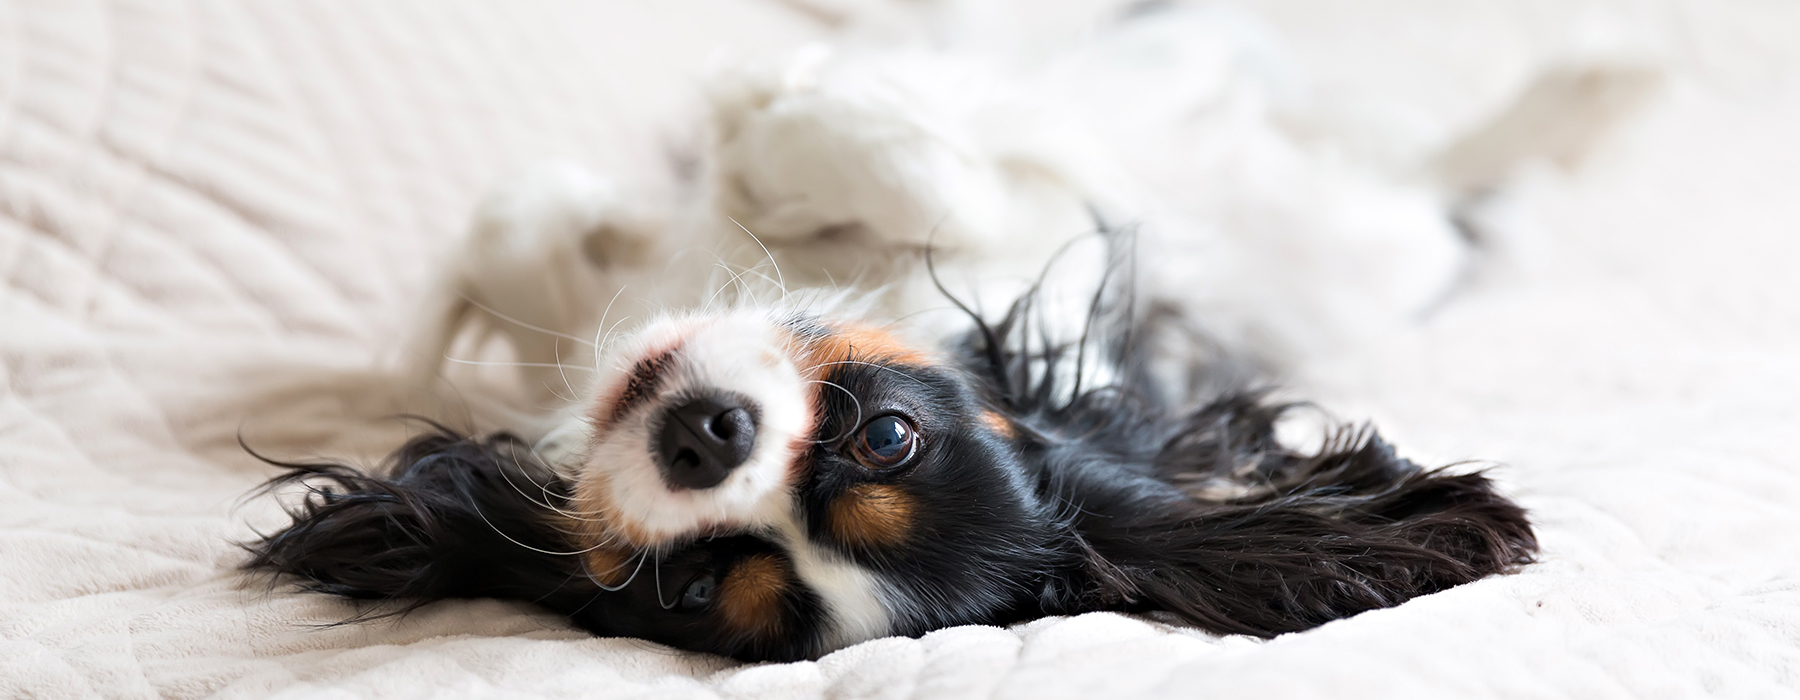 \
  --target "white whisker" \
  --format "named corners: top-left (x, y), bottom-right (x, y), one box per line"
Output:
top-left (552, 340), bottom-right (580, 403)
top-left (498, 449), bottom-right (612, 522)
top-left (469, 499), bottom-right (622, 557)
top-left (459, 294), bottom-right (597, 348)
top-left (443, 357), bottom-right (598, 372)
top-left (705, 261), bottom-right (753, 310)
top-left (728, 216), bottom-right (787, 297)
top-left (735, 266), bottom-right (784, 295)
top-left (807, 379), bottom-right (863, 444)
top-left (591, 549), bottom-right (651, 592)
top-left (592, 285), bottom-right (629, 356)
top-left (596, 316), bottom-right (634, 359)
top-left (800, 358), bottom-right (933, 387)
top-left (654, 551), bottom-right (678, 610)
